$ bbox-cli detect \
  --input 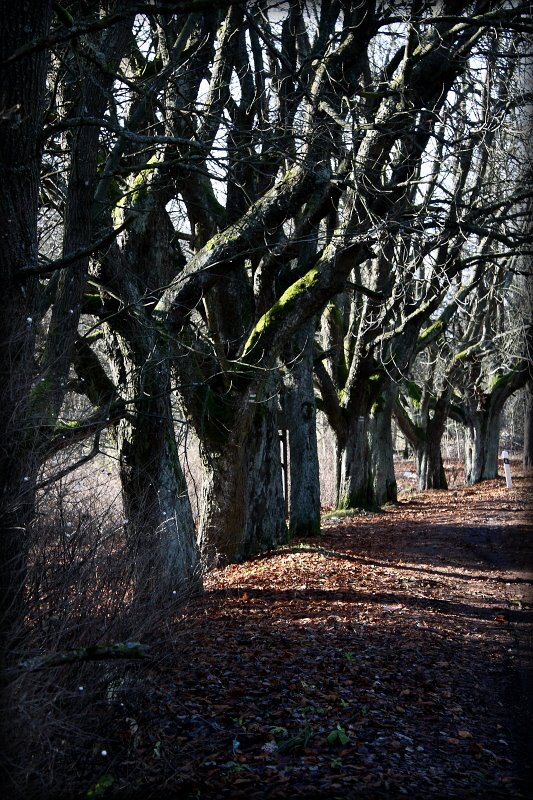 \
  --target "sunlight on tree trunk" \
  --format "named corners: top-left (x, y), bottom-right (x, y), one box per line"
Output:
top-left (369, 383), bottom-right (398, 505)
top-left (285, 323), bottom-right (321, 537)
